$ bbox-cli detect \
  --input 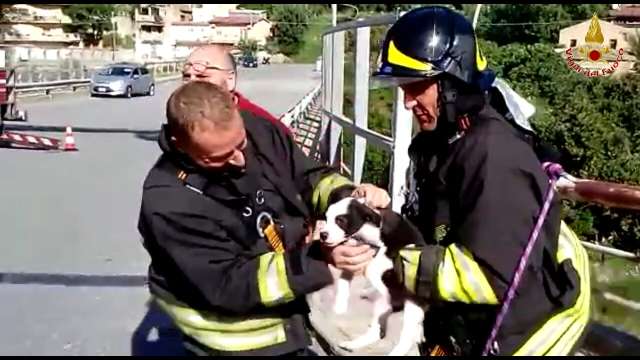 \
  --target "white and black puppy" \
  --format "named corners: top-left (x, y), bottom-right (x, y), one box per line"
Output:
top-left (319, 197), bottom-right (427, 356)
